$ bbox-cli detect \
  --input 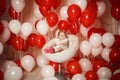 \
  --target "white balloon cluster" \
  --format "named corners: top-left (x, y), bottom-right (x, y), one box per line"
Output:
top-left (2, 60), bottom-right (23, 80)
top-left (80, 32), bottom-right (115, 58)
top-left (8, 20), bottom-right (33, 39)
top-left (36, 55), bottom-right (58, 80)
